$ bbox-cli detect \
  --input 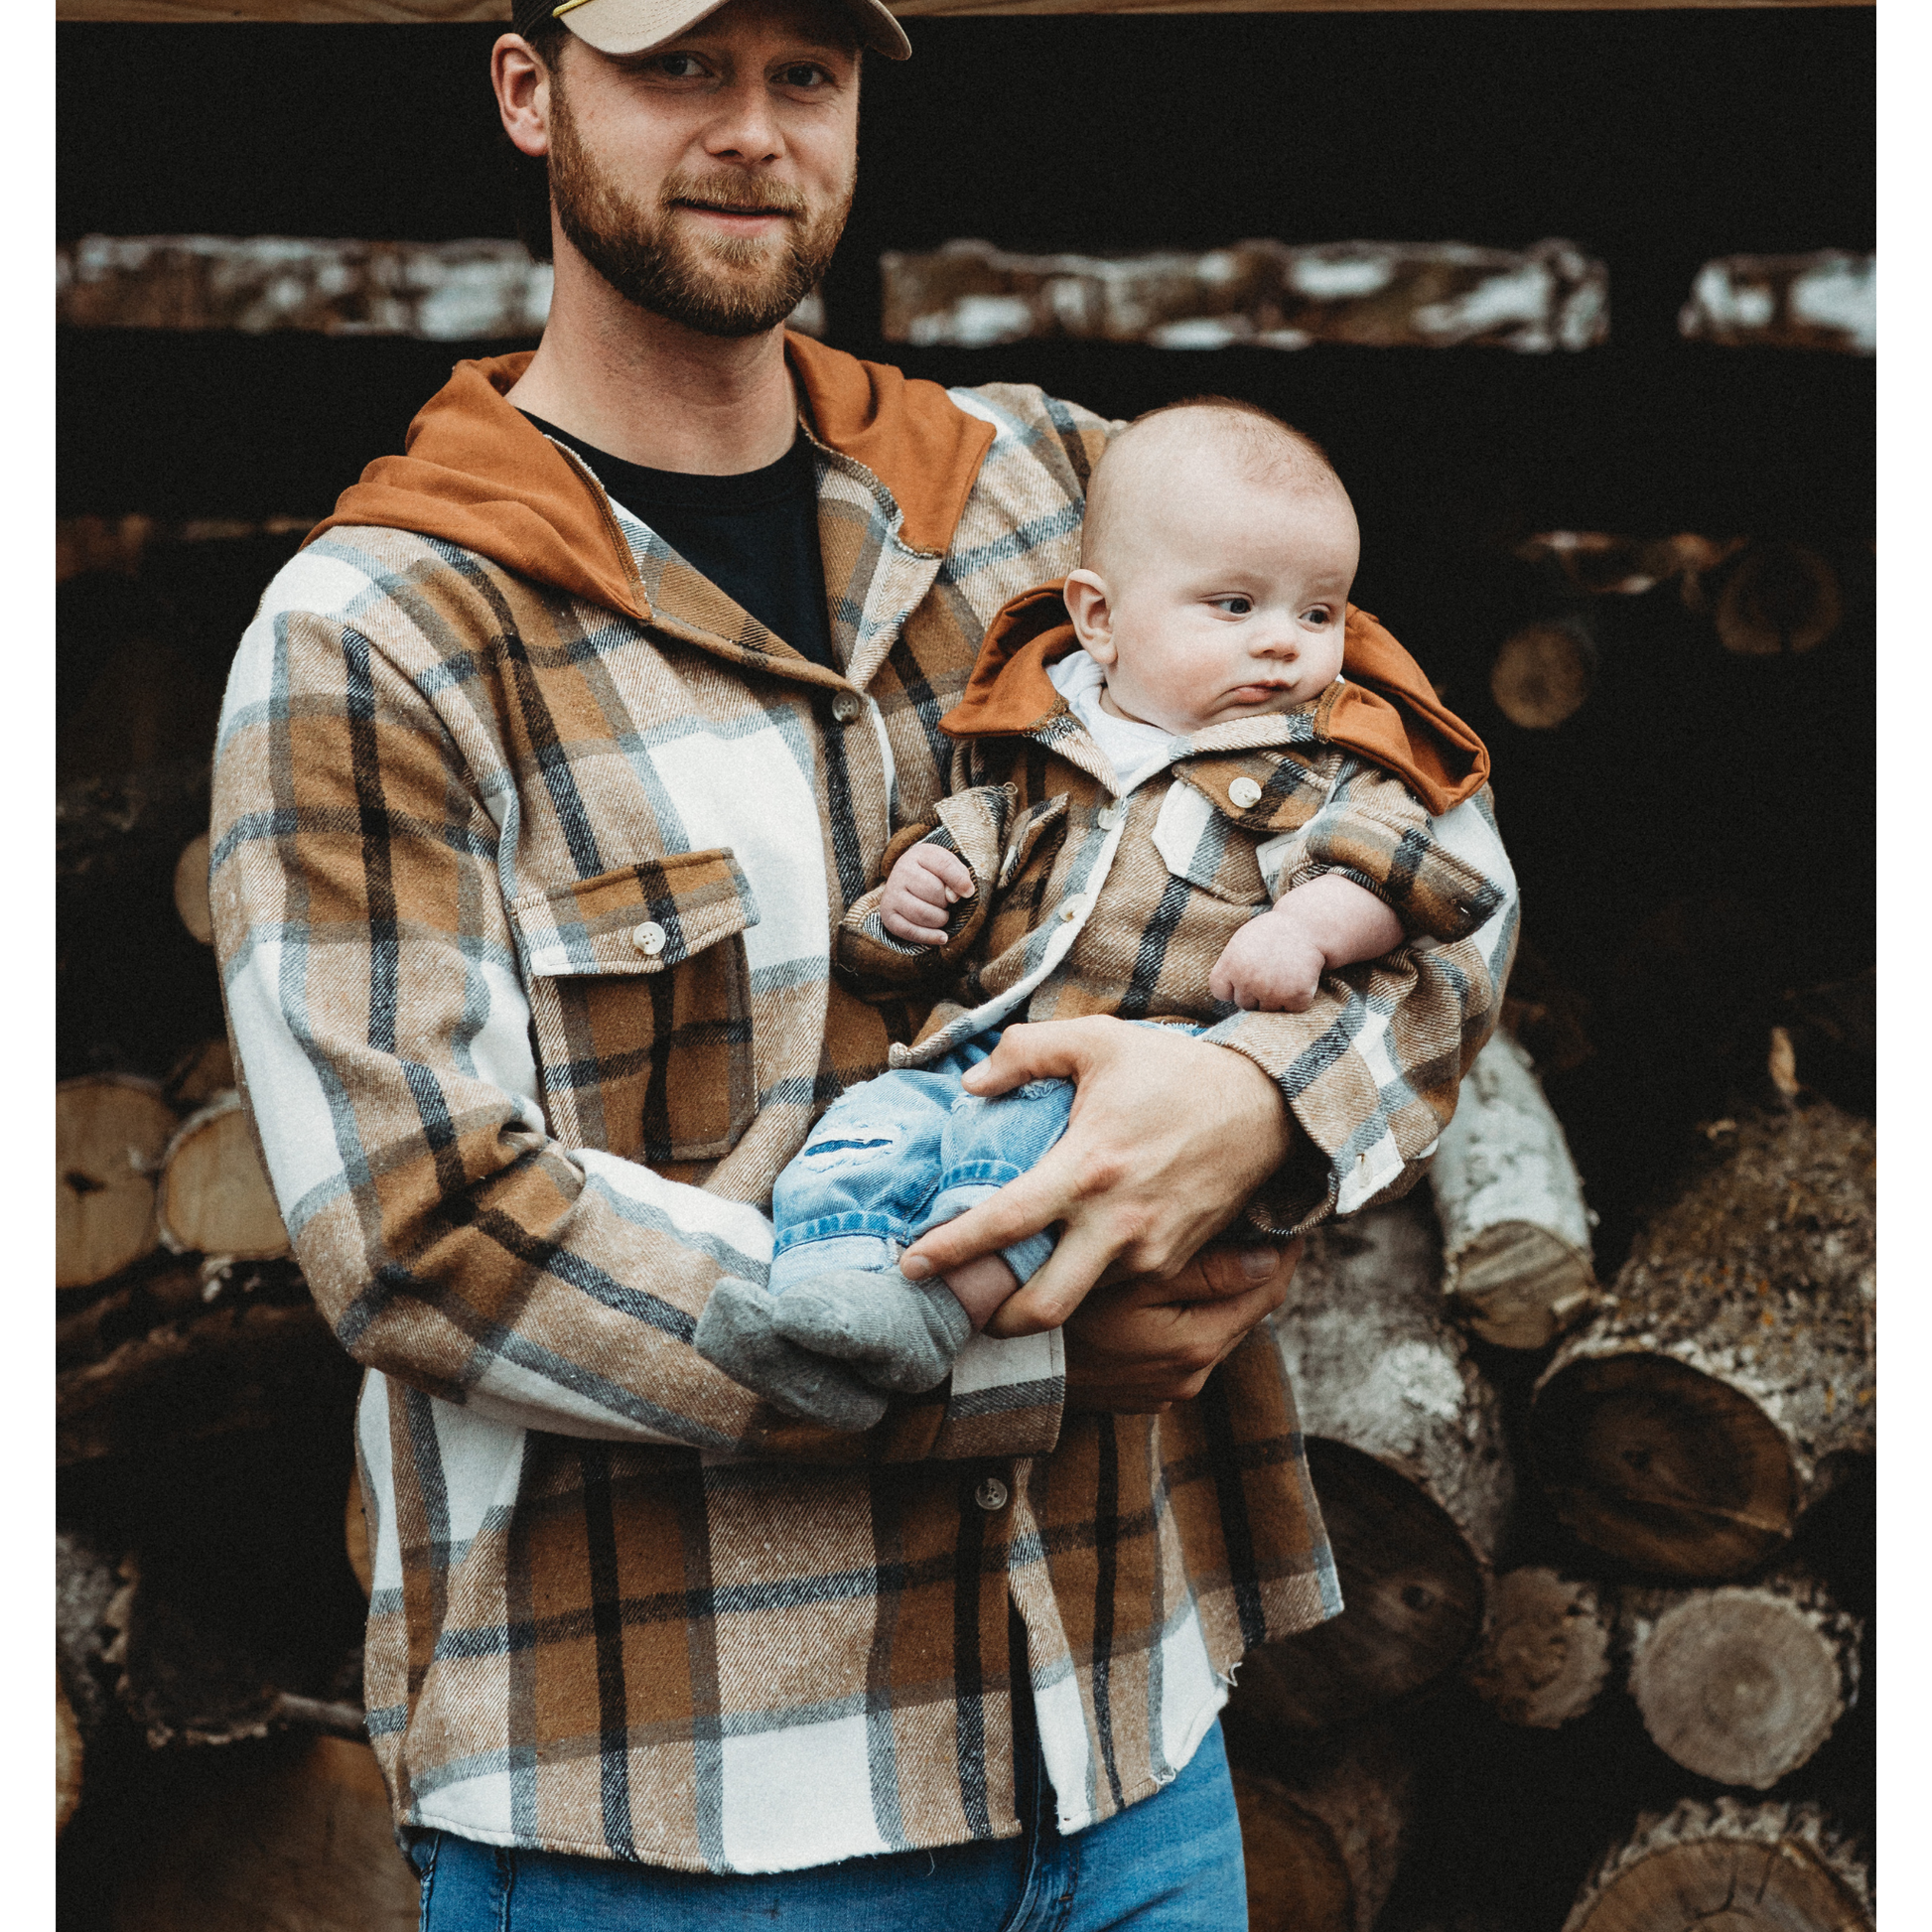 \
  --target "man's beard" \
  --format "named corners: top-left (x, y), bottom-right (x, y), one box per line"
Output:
top-left (546, 88), bottom-right (853, 339)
